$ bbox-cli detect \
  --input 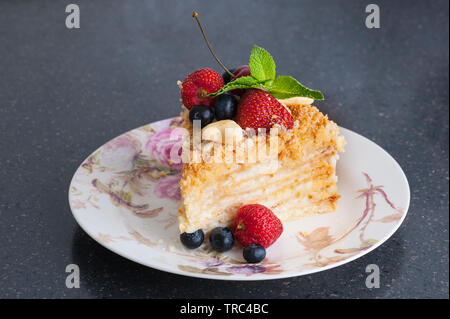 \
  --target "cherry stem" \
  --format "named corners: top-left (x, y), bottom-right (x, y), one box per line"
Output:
top-left (192, 11), bottom-right (234, 78)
